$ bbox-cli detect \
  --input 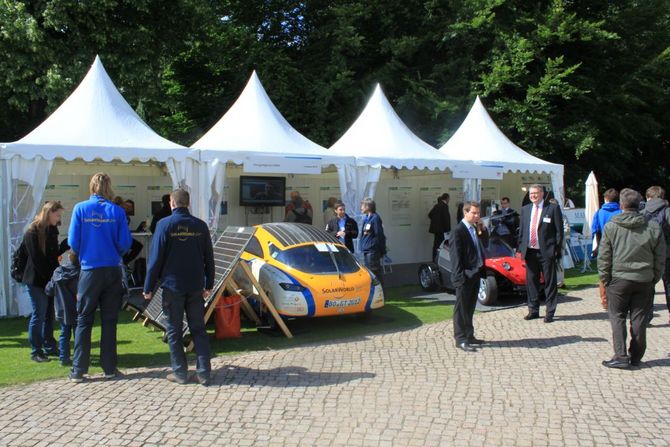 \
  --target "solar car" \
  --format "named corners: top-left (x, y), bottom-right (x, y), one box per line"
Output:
top-left (233, 223), bottom-right (384, 322)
